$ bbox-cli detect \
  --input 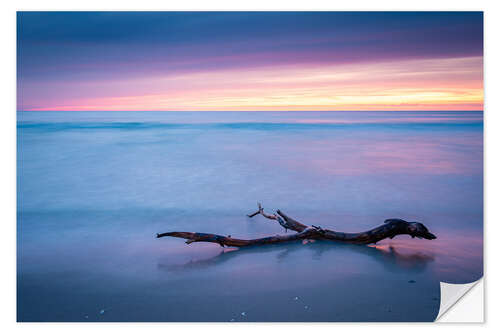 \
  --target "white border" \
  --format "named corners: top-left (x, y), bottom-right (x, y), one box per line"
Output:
top-left (2, 1), bottom-right (498, 331)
